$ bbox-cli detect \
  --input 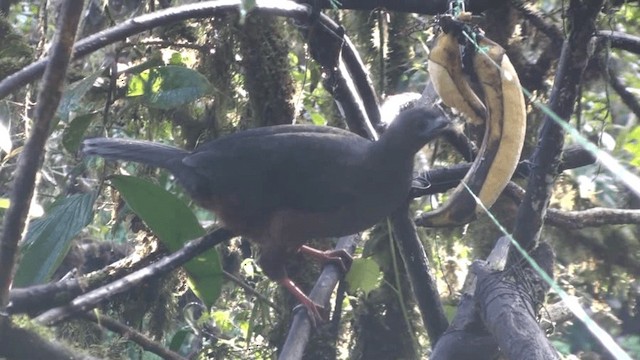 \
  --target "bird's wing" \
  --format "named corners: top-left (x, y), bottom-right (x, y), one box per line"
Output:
top-left (195, 124), bottom-right (363, 151)
top-left (182, 132), bottom-right (371, 213)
